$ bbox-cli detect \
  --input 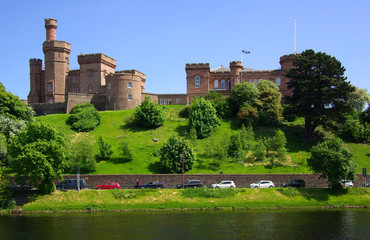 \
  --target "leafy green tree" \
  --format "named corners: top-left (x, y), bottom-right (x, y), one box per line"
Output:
top-left (189, 98), bottom-right (219, 139)
top-left (120, 141), bottom-right (134, 162)
top-left (360, 106), bottom-right (370, 124)
top-left (0, 82), bottom-right (35, 121)
top-left (286, 49), bottom-right (355, 140)
top-left (339, 119), bottom-right (368, 143)
top-left (237, 103), bottom-right (259, 127)
top-left (347, 87), bottom-right (370, 112)
top-left (97, 136), bottom-right (113, 161)
top-left (67, 103), bottom-right (101, 132)
top-left (256, 80), bottom-right (283, 126)
top-left (134, 96), bottom-right (164, 128)
top-left (0, 115), bottom-right (26, 140)
top-left (228, 82), bottom-right (259, 114)
top-left (307, 138), bottom-right (356, 189)
top-left (159, 136), bottom-right (195, 173)
top-left (0, 134), bottom-right (7, 173)
top-left (67, 133), bottom-right (96, 173)
top-left (205, 91), bottom-right (230, 118)
top-left (8, 121), bottom-right (69, 193)
top-left (0, 175), bottom-right (14, 209)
